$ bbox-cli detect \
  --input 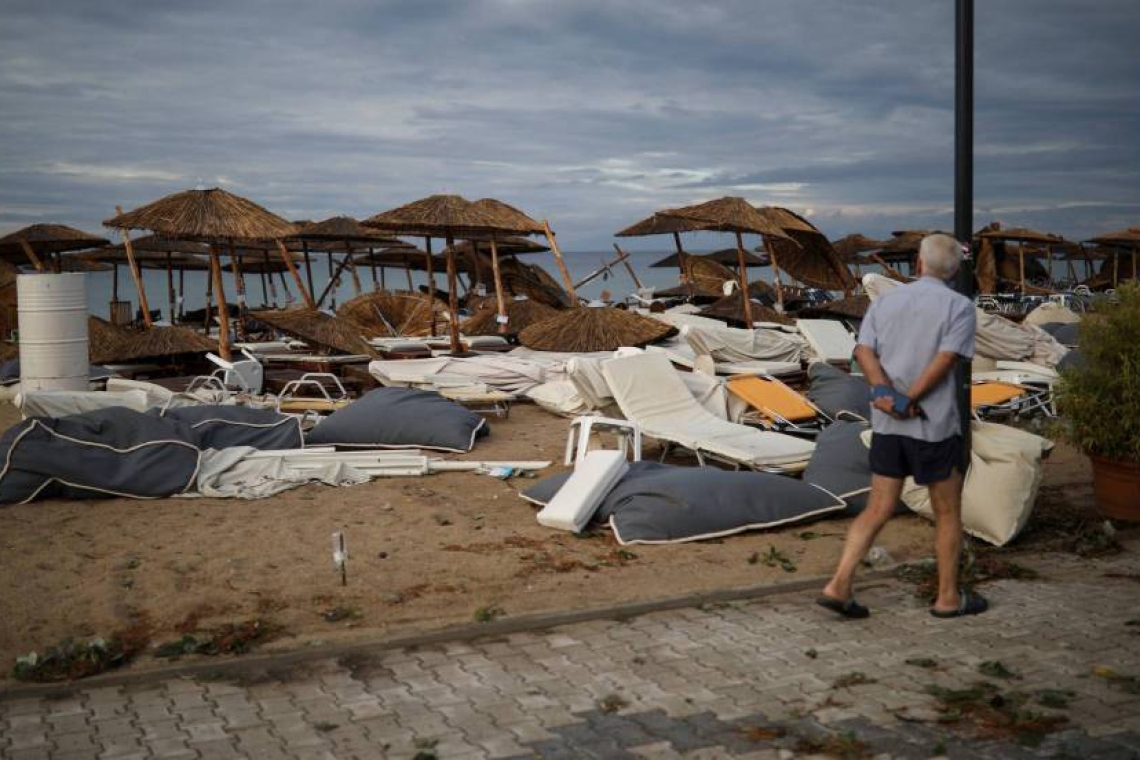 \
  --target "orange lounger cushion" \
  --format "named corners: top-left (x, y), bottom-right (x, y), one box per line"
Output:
top-left (727, 375), bottom-right (818, 423)
top-left (970, 381), bottom-right (1026, 408)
